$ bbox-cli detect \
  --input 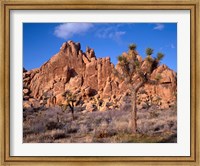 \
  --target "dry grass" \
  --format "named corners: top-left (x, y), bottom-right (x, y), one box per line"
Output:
top-left (23, 104), bottom-right (177, 143)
